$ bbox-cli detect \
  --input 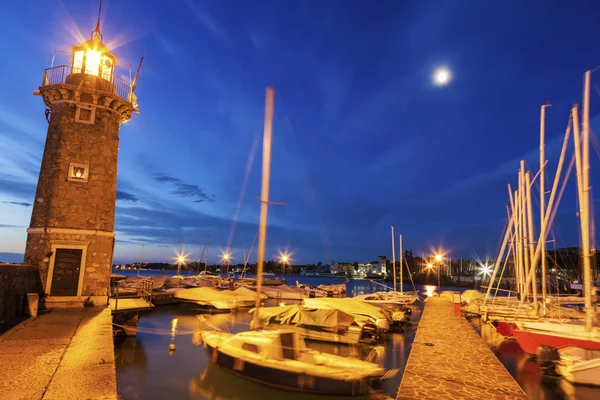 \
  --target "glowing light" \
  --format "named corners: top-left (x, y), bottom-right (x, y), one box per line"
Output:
top-left (435, 254), bottom-right (443, 262)
top-left (279, 251), bottom-right (291, 264)
top-left (433, 67), bottom-right (451, 86)
top-left (75, 170), bottom-right (82, 178)
top-left (221, 252), bottom-right (231, 262)
top-left (481, 265), bottom-right (492, 275)
top-left (425, 285), bottom-right (436, 297)
top-left (85, 50), bottom-right (101, 75)
top-left (427, 263), bottom-right (434, 269)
